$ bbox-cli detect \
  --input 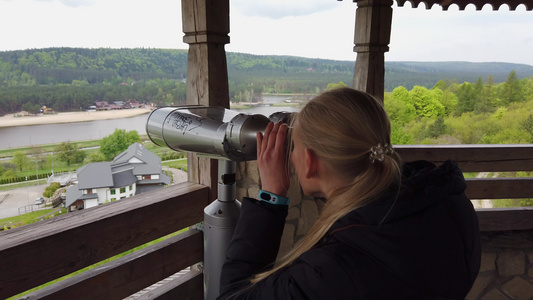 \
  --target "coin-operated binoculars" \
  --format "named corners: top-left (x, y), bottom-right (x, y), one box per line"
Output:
top-left (146, 106), bottom-right (292, 300)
